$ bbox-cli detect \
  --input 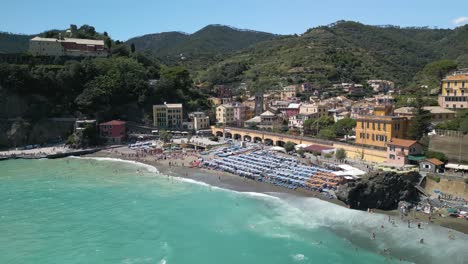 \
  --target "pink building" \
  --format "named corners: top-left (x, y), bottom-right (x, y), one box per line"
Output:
top-left (283, 103), bottom-right (301, 117)
top-left (99, 120), bottom-right (126, 144)
top-left (386, 138), bottom-right (423, 167)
